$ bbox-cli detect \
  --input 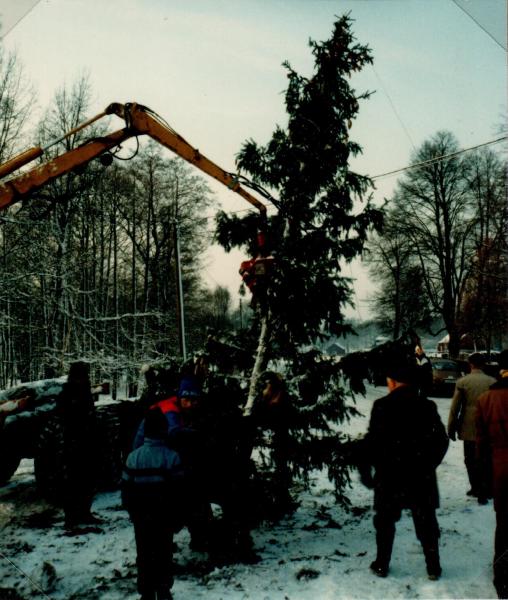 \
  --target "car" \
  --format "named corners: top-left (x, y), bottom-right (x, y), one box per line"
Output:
top-left (430, 358), bottom-right (466, 396)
